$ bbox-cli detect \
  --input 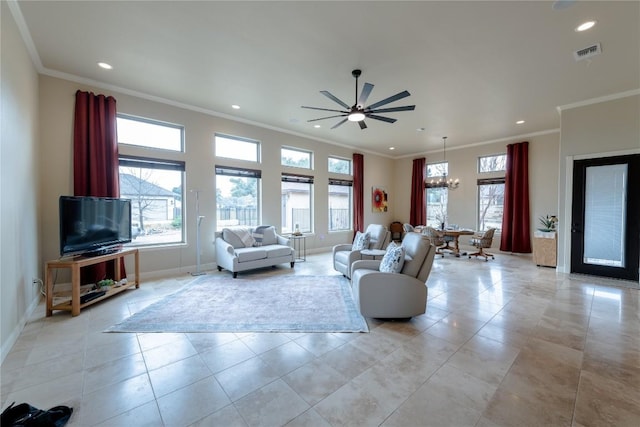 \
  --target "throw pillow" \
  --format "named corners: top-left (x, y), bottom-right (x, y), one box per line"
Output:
top-left (352, 231), bottom-right (371, 251)
top-left (253, 225), bottom-right (274, 246)
top-left (379, 242), bottom-right (405, 273)
top-left (223, 227), bottom-right (255, 248)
